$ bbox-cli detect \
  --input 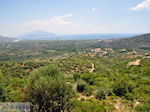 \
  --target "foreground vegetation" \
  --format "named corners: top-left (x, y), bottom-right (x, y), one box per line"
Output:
top-left (0, 52), bottom-right (150, 112)
top-left (0, 37), bottom-right (150, 111)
